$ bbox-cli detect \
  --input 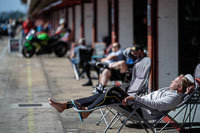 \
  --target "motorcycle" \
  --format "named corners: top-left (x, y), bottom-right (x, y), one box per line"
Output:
top-left (22, 30), bottom-right (69, 58)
